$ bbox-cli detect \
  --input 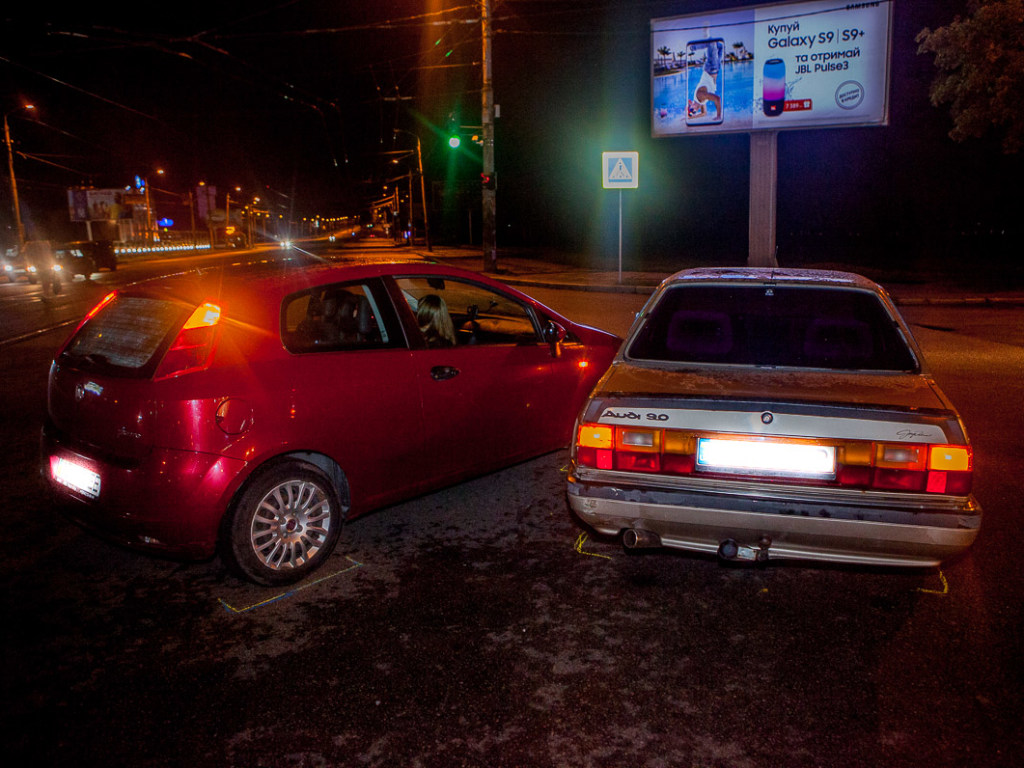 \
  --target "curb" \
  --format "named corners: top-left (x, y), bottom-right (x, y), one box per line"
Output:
top-left (417, 250), bottom-right (1024, 305)
top-left (891, 295), bottom-right (1024, 307)
top-left (458, 269), bottom-right (1024, 306)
